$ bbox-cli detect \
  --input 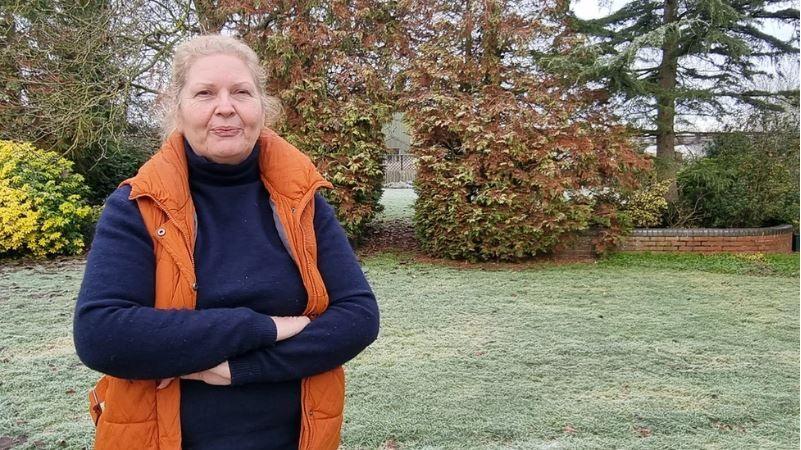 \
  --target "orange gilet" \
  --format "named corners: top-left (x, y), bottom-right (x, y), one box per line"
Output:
top-left (87, 130), bottom-right (344, 450)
